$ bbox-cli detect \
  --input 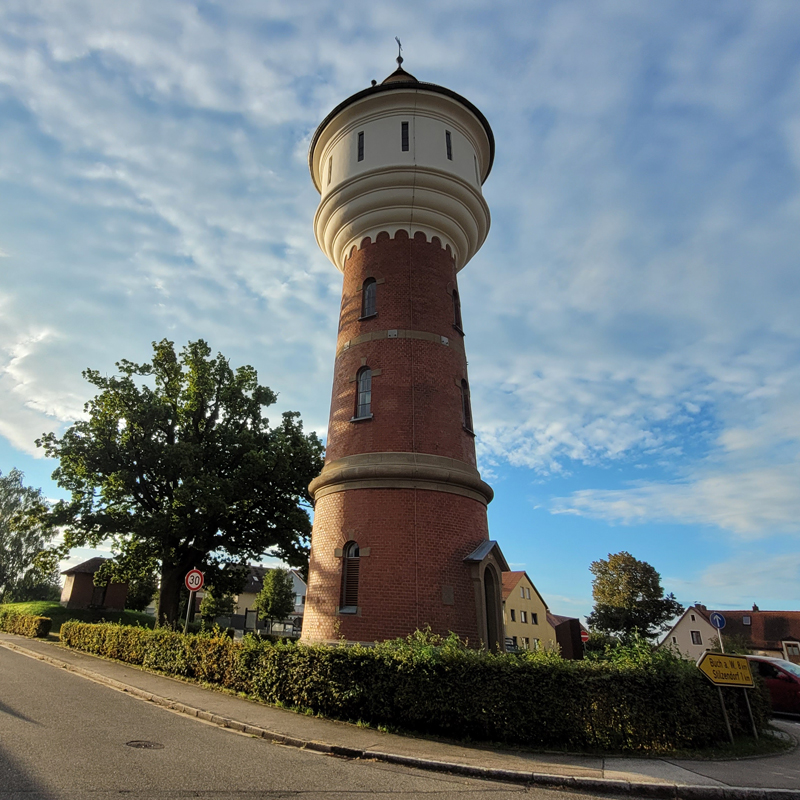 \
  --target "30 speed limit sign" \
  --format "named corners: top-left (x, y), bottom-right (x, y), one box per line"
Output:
top-left (185, 569), bottom-right (204, 592)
